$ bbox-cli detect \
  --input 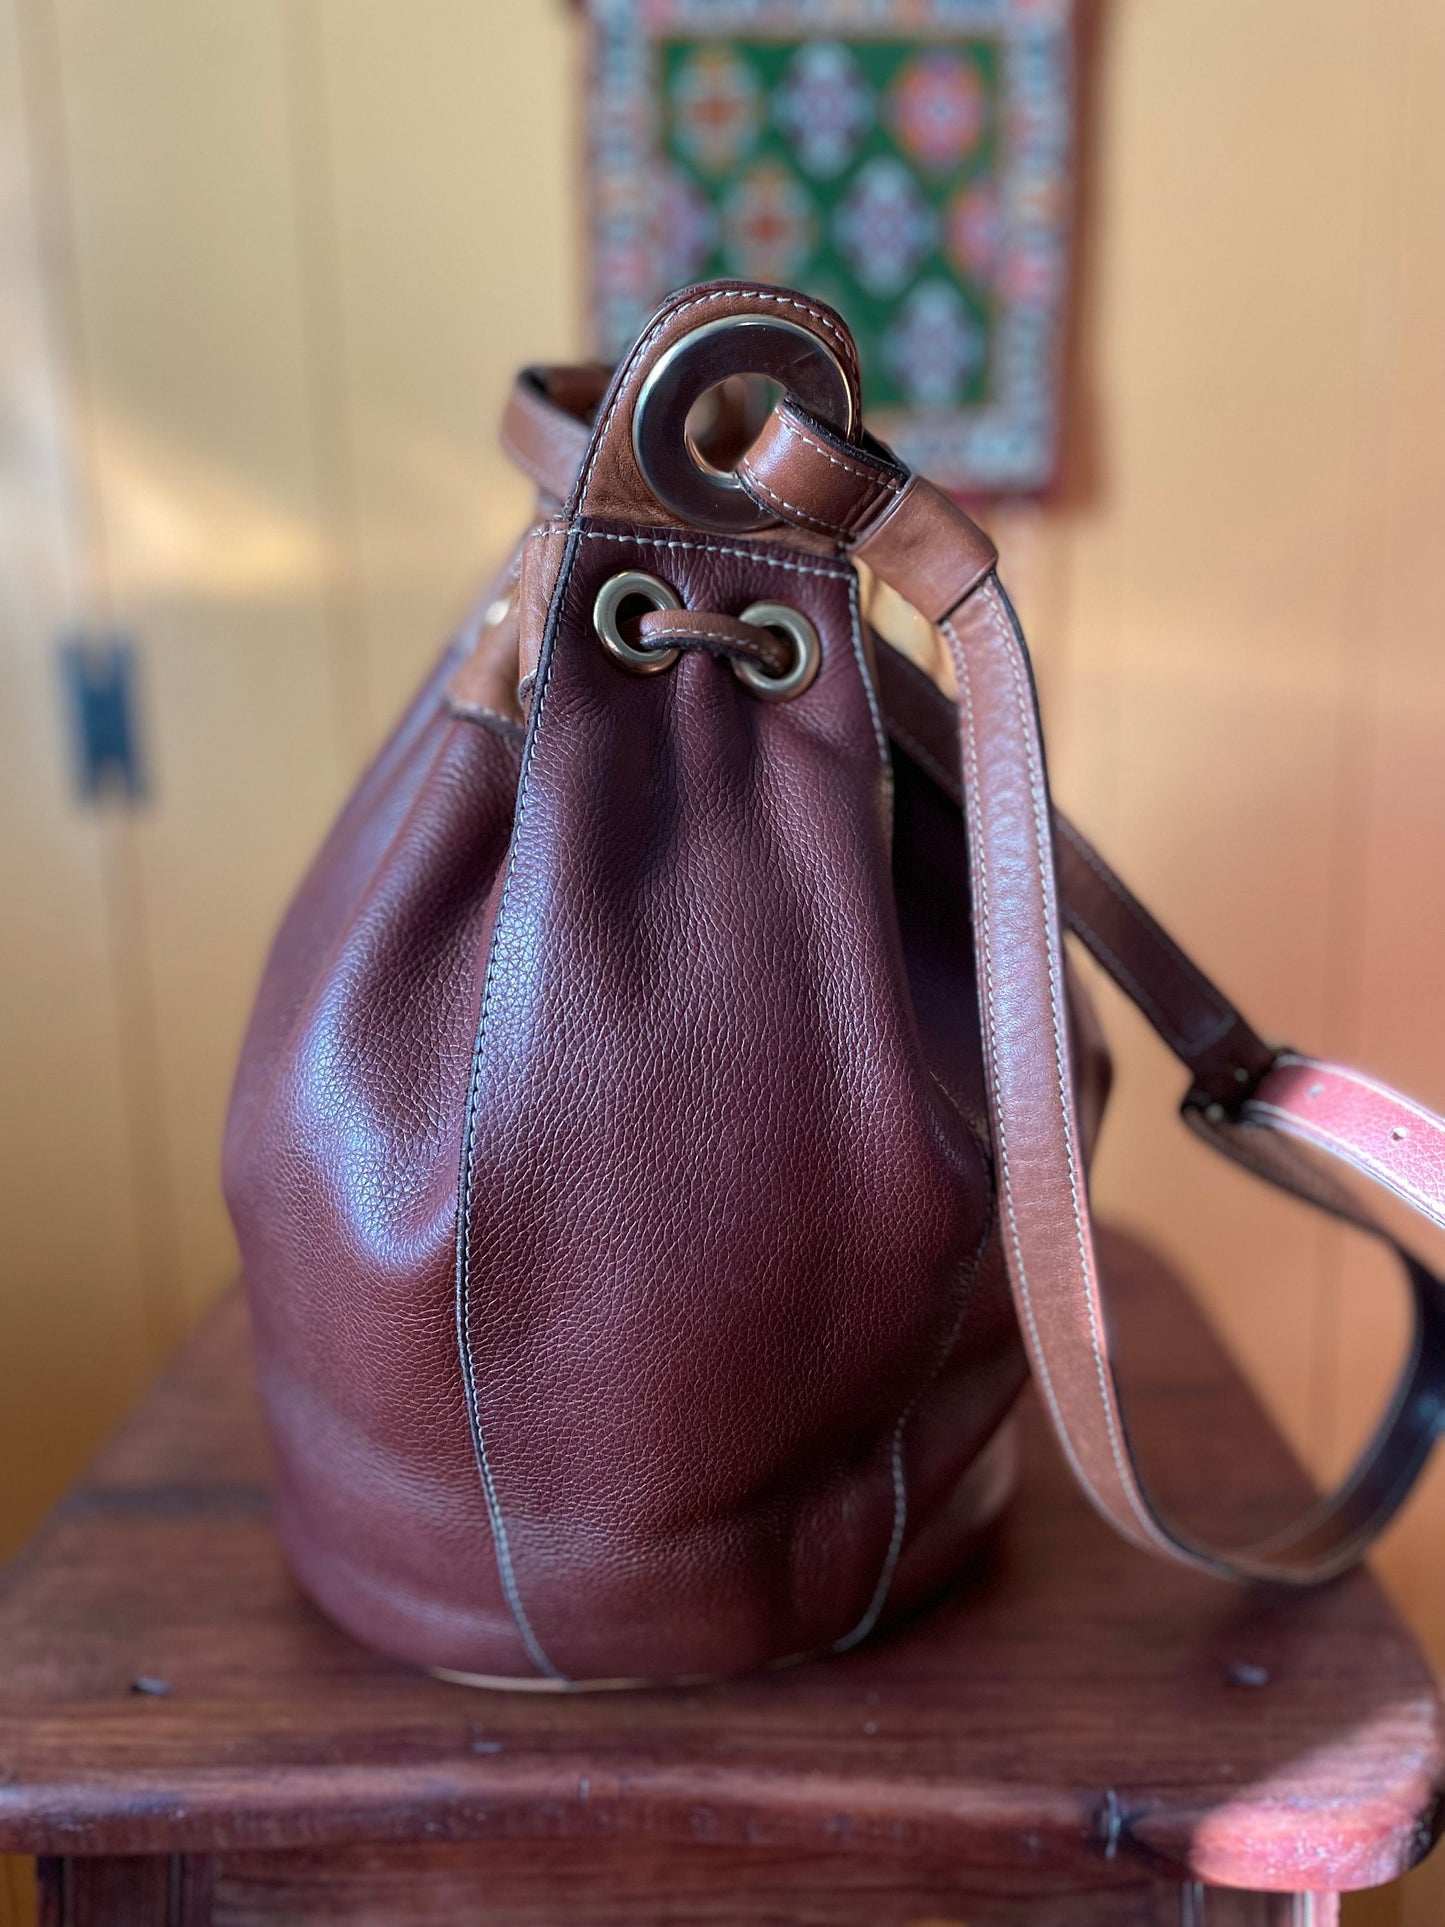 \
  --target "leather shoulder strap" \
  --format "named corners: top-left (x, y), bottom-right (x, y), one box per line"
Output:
top-left (738, 400), bottom-right (1445, 1582)
top-left (501, 366), bottom-right (611, 506)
